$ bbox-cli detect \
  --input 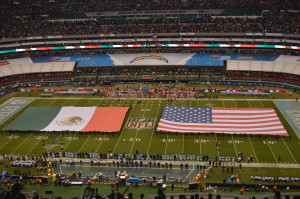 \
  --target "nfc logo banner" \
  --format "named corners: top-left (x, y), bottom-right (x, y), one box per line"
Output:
top-left (126, 117), bottom-right (155, 129)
